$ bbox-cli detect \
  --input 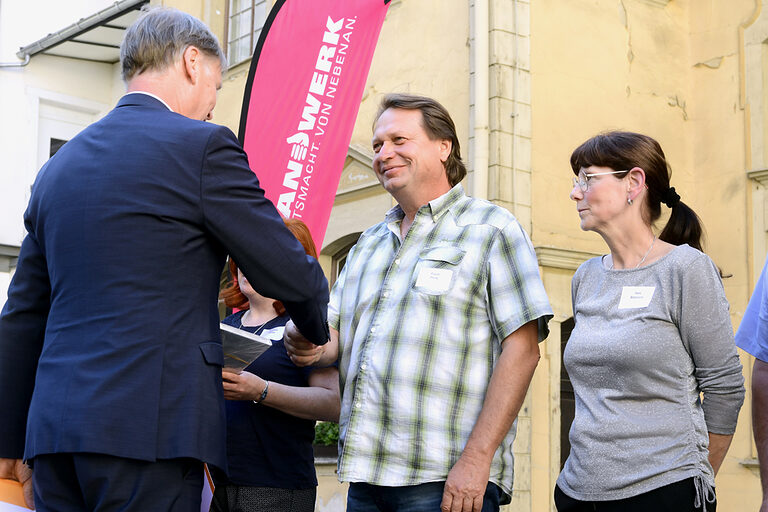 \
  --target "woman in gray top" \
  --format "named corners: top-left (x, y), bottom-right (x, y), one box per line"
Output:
top-left (556, 131), bottom-right (745, 512)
